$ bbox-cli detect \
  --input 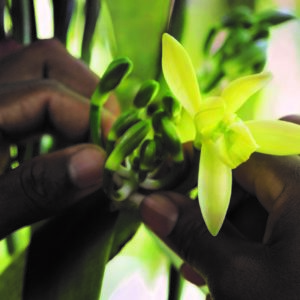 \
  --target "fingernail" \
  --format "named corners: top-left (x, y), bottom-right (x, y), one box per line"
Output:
top-left (180, 263), bottom-right (206, 286)
top-left (69, 146), bottom-right (106, 189)
top-left (140, 194), bottom-right (178, 237)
